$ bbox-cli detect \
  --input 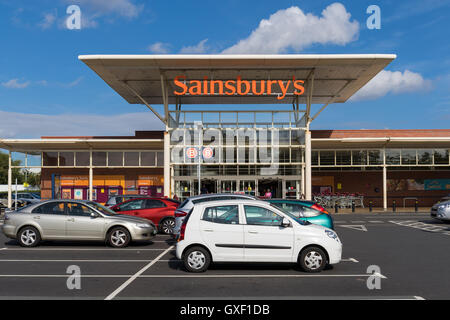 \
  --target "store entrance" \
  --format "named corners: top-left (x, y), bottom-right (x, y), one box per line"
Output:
top-left (258, 179), bottom-right (282, 199)
top-left (197, 179), bottom-right (217, 195)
